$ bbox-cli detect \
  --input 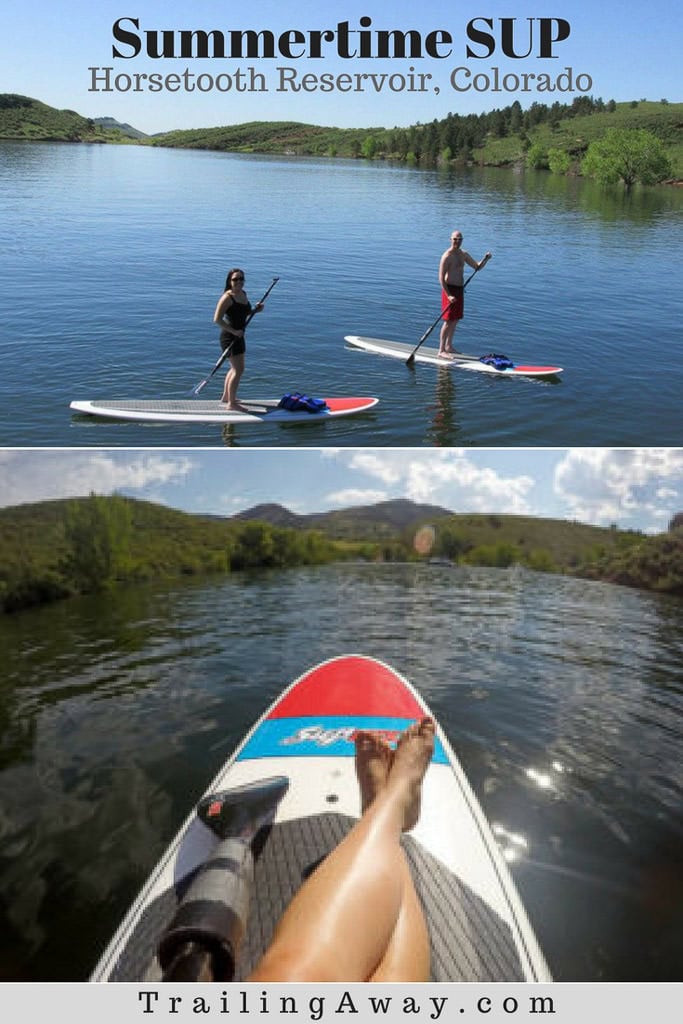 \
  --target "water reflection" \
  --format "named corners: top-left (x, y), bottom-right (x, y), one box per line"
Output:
top-left (418, 161), bottom-right (683, 224)
top-left (0, 565), bottom-right (682, 980)
top-left (424, 367), bottom-right (470, 446)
